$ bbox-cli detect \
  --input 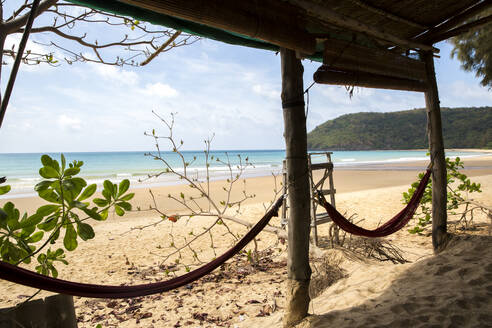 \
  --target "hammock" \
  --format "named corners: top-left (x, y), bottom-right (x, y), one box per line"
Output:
top-left (316, 168), bottom-right (432, 238)
top-left (0, 197), bottom-right (284, 299)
